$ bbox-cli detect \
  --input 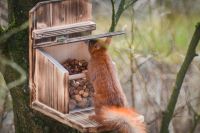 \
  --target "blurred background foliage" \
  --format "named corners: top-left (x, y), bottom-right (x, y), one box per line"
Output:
top-left (93, 0), bottom-right (200, 132)
top-left (0, 0), bottom-right (200, 133)
top-left (93, 0), bottom-right (200, 60)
